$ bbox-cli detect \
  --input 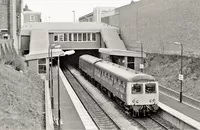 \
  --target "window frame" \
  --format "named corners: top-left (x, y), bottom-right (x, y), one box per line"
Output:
top-left (38, 58), bottom-right (47, 74)
top-left (53, 34), bottom-right (58, 42)
top-left (30, 15), bottom-right (35, 22)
